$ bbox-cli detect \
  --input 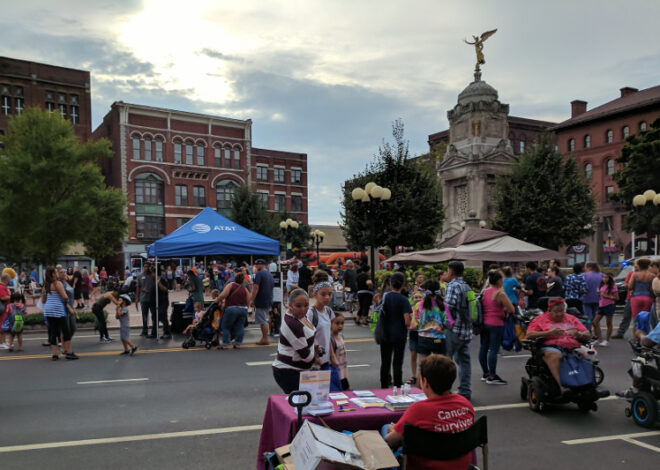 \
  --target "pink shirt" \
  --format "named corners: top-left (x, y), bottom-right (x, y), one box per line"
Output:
top-left (598, 284), bottom-right (618, 308)
top-left (482, 287), bottom-right (506, 326)
top-left (527, 312), bottom-right (588, 349)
